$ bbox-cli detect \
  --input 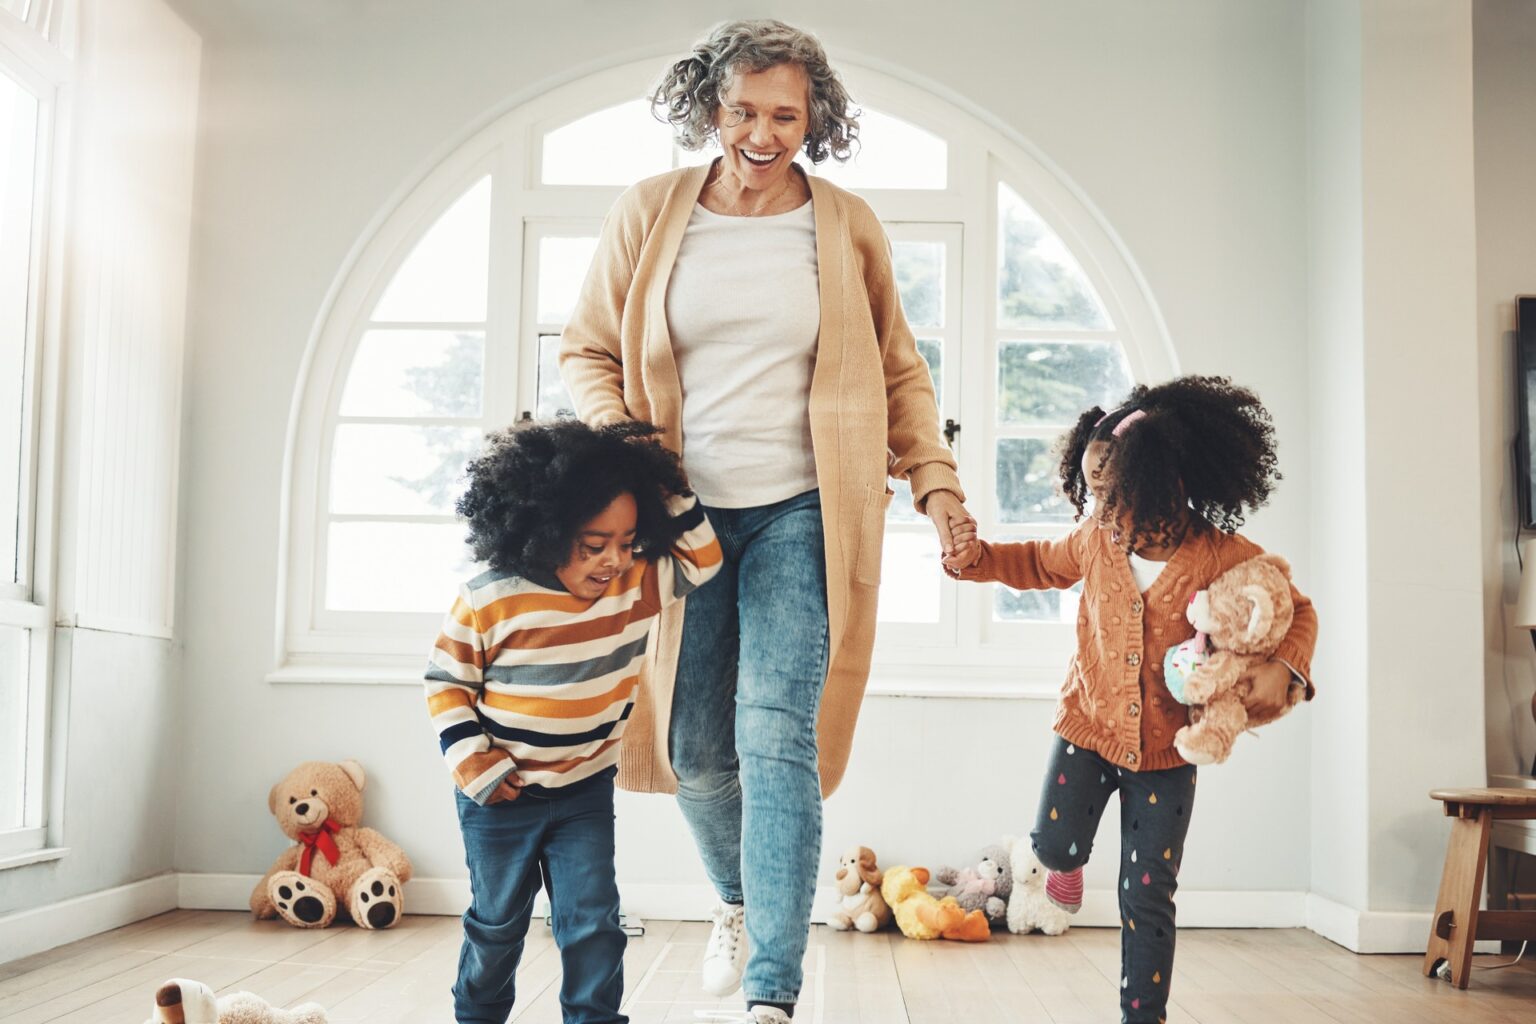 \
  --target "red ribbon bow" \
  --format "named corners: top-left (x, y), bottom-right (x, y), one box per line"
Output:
top-left (297, 819), bottom-right (341, 876)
